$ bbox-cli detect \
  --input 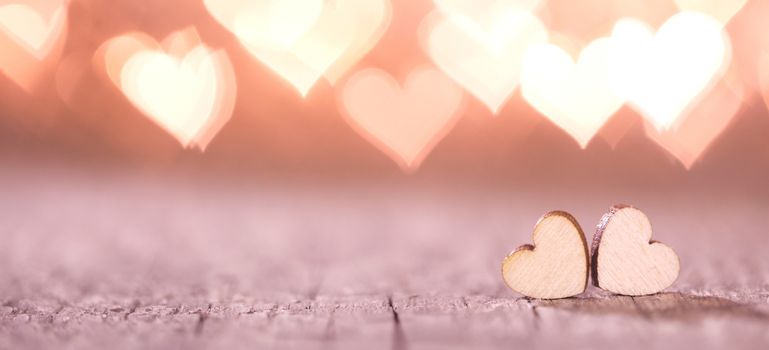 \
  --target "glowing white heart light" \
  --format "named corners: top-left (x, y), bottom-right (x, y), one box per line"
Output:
top-left (608, 12), bottom-right (730, 131)
top-left (521, 39), bottom-right (624, 148)
top-left (205, 0), bottom-right (391, 97)
top-left (423, 9), bottom-right (546, 113)
top-left (99, 29), bottom-right (237, 150)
